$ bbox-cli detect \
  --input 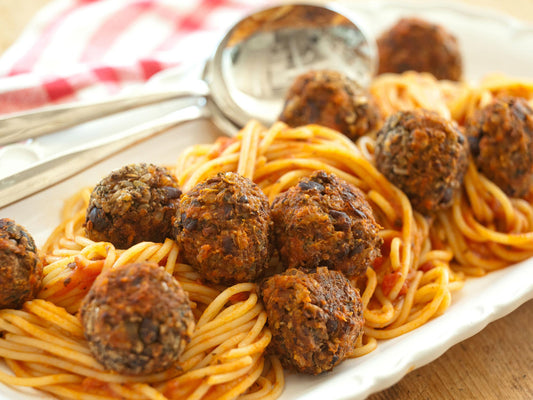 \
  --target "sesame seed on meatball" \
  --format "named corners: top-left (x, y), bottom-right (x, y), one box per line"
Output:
top-left (0, 218), bottom-right (42, 310)
top-left (377, 17), bottom-right (462, 81)
top-left (279, 69), bottom-right (382, 141)
top-left (80, 262), bottom-right (195, 375)
top-left (374, 109), bottom-right (469, 214)
top-left (261, 267), bottom-right (364, 375)
top-left (174, 172), bottom-right (273, 285)
top-left (85, 163), bottom-right (182, 249)
top-left (271, 170), bottom-right (382, 278)
top-left (465, 96), bottom-right (533, 198)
